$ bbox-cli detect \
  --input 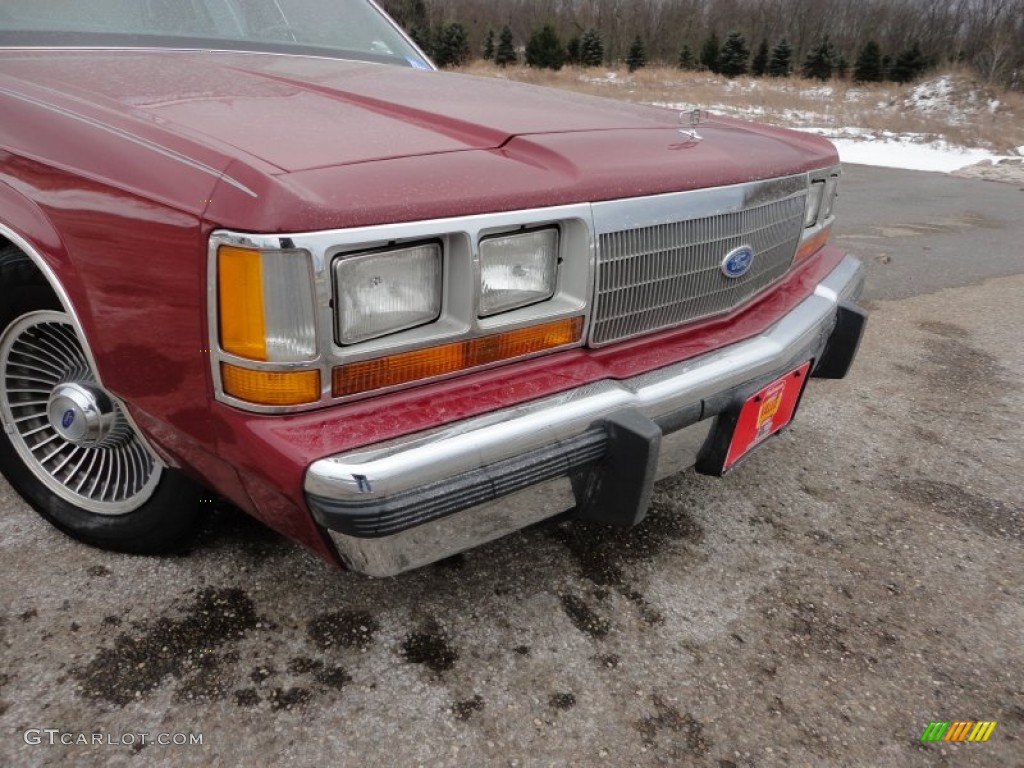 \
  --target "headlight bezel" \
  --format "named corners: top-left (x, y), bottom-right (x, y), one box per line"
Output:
top-left (208, 206), bottom-right (591, 413)
top-left (804, 166), bottom-right (841, 229)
